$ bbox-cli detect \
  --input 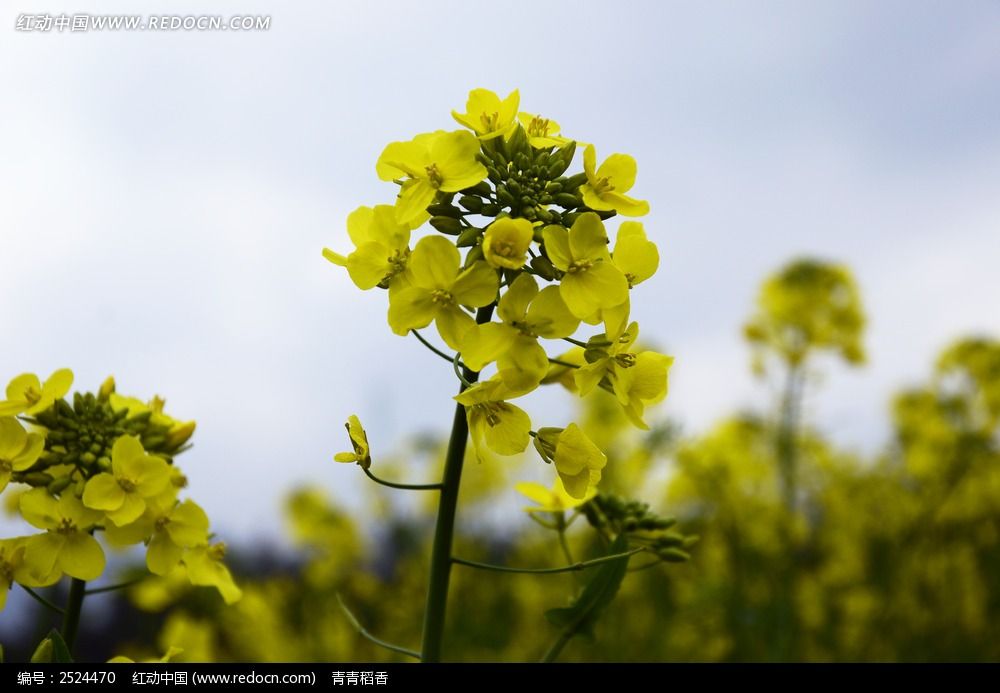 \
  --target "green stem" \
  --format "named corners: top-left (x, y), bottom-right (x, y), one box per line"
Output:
top-left (83, 578), bottom-right (144, 596)
top-left (21, 585), bottom-right (65, 615)
top-left (541, 628), bottom-right (575, 663)
top-left (337, 593), bottom-right (421, 660)
top-left (548, 357), bottom-right (580, 369)
top-left (61, 578), bottom-right (86, 652)
top-left (452, 547), bottom-right (643, 575)
top-left (420, 304), bottom-right (494, 663)
top-left (363, 466), bottom-right (442, 491)
top-left (412, 330), bottom-right (458, 366)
